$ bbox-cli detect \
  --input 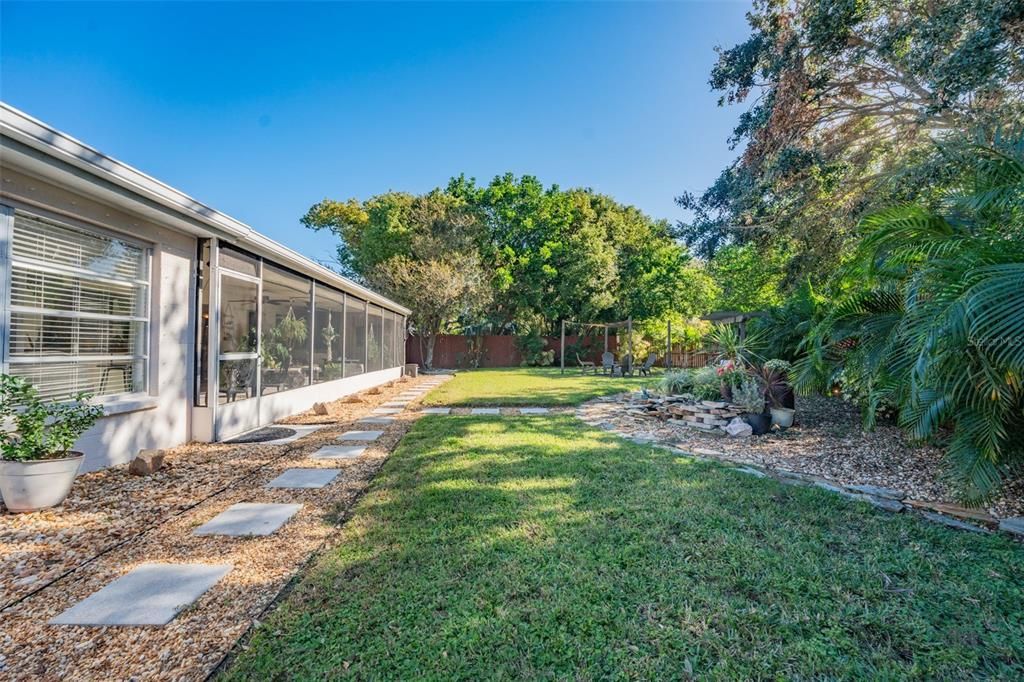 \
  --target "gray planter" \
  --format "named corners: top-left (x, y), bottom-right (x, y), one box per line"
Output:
top-left (770, 406), bottom-right (796, 429)
top-left (0, 453), bottom-right (84, 513)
